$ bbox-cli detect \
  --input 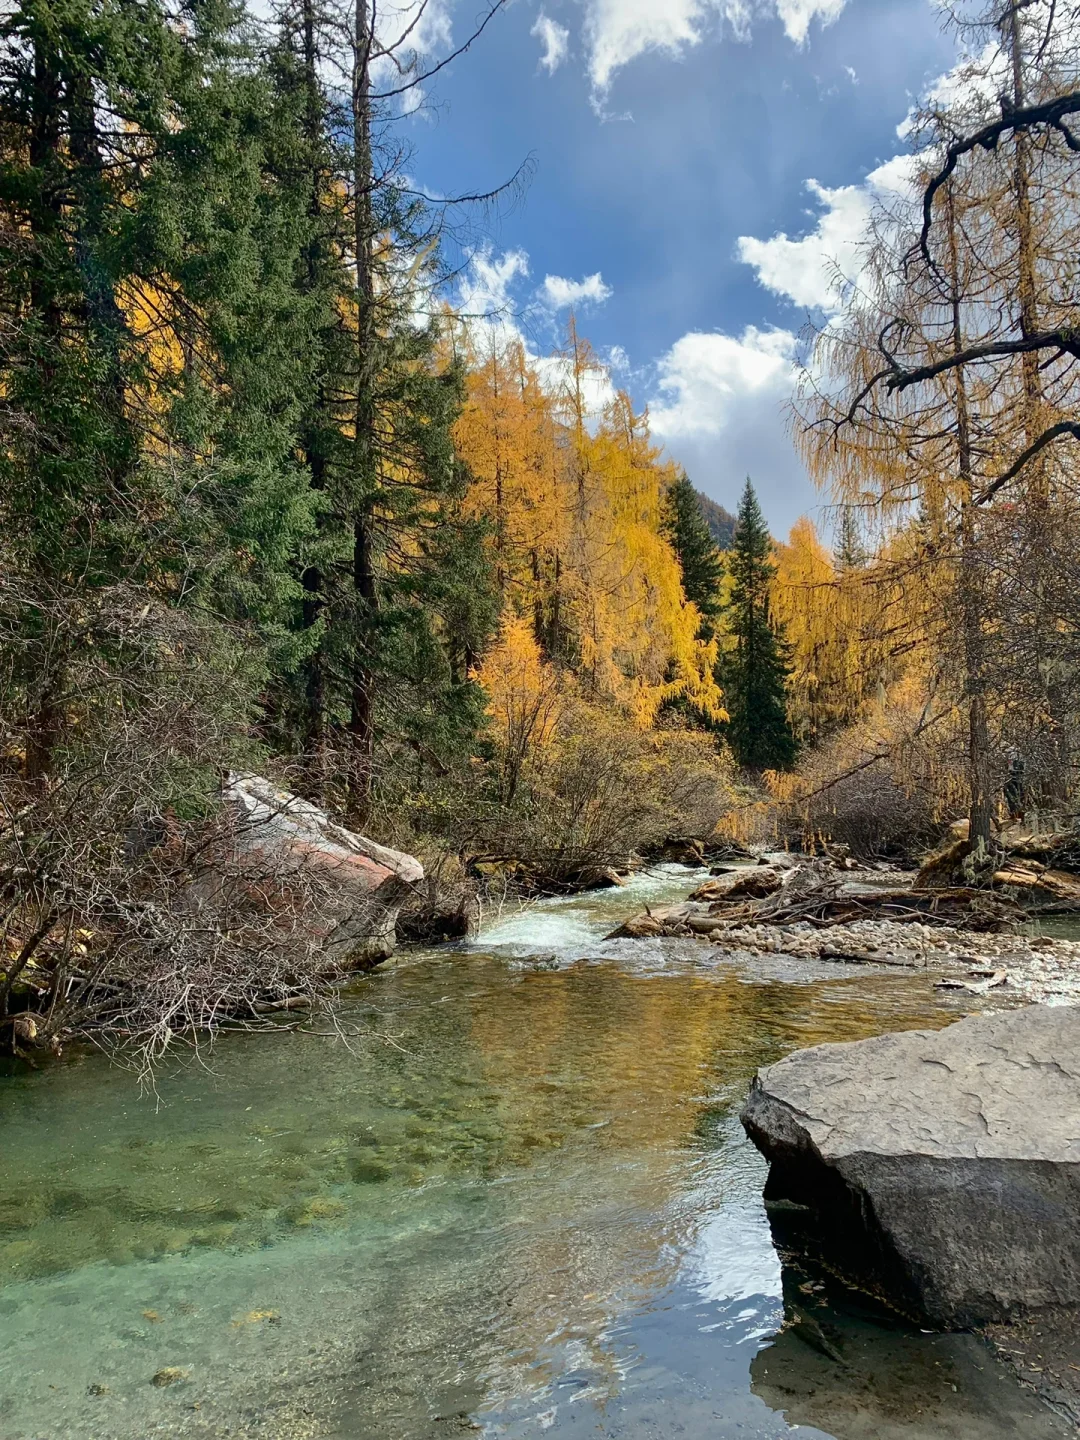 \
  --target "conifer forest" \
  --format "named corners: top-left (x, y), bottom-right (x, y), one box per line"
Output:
top-left (11, 3), bottom-right (1080, 1436)
top-left (4, 0), bottom-right (1080, 1061)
